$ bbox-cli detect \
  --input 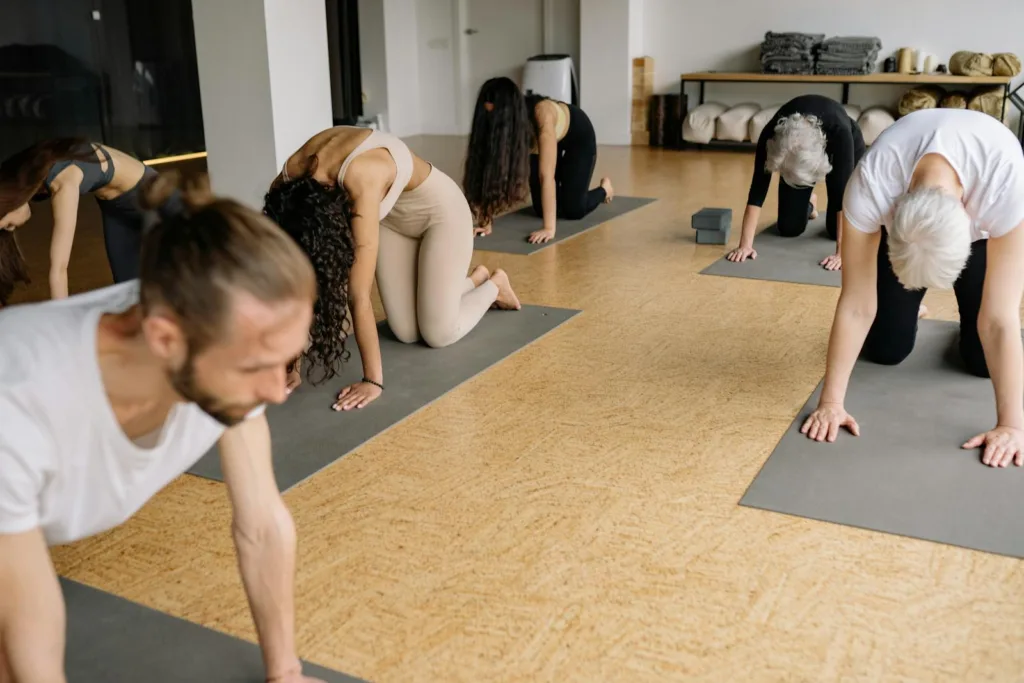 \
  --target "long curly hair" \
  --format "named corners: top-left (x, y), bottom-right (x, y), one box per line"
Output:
top-left (263, 174), bottom-right (356, 385)
top-left (462, 76), bottom-right (535, 226)
top-left (0, 137), bottom-right (96, 305)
